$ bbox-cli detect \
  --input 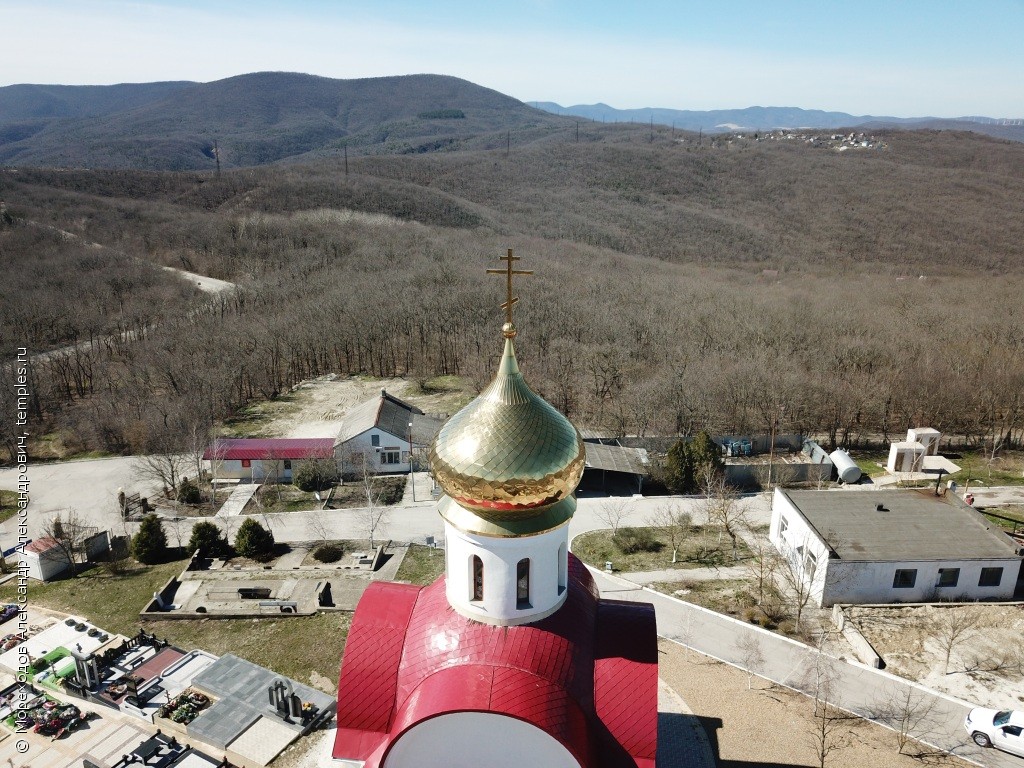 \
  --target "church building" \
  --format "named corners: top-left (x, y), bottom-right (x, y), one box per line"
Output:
top-left (331, 252), bottom-right (659, 768)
